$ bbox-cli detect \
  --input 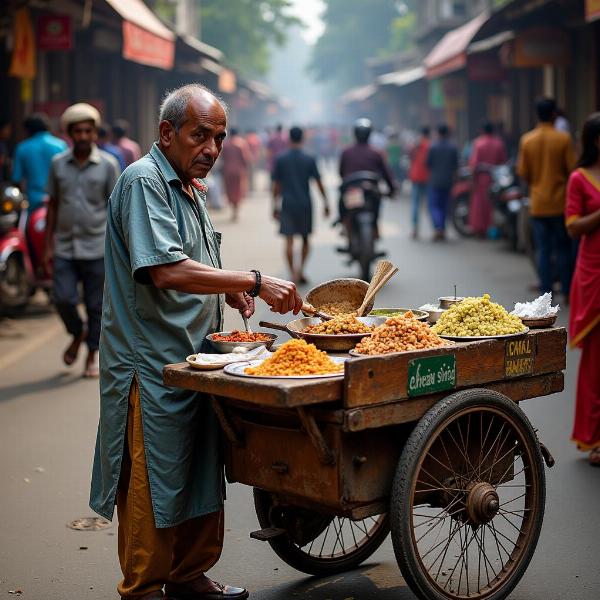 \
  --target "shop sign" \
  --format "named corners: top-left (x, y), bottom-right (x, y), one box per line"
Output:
top-left (442, 77), bottom-right (466, 111)
top-left (504, 336), bottom-right (535, 378)
top-left (9, 8), bottom-right (36, 79)
top-left (429, 79), bottom-right (444, 109)
top-left (408, 355), bottom-right (456, 397)
top-left (122, 21), bottom-right (174, 70)
top-left (513, 28), bottom-right (570, 68)
top-left (38, 15), bottom-right (72, 51)
top-left (586, 0), bottom-right (600, 22)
